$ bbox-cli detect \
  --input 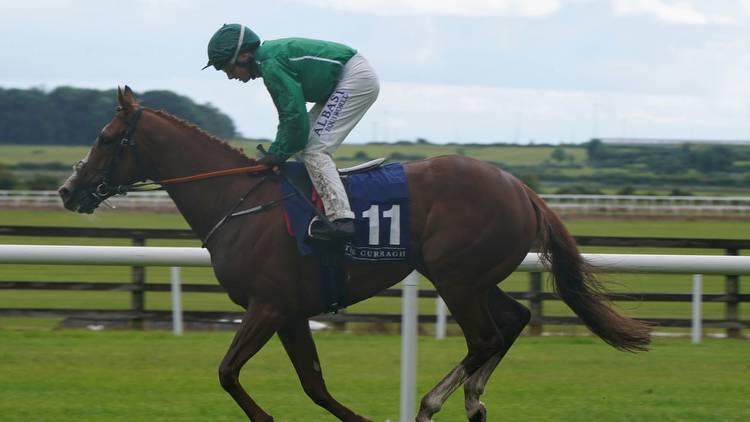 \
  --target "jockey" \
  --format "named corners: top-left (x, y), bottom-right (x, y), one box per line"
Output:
top-left (203, 24), bottom-right (380, 240)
